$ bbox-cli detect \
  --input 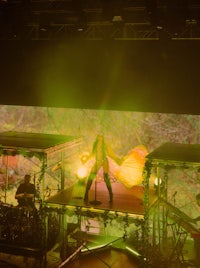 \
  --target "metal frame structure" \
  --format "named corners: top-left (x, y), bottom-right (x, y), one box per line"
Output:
top-left (0, 131), bottom-right (82, 267)
top-left (1, 0), bottom-right (200, 40)
top-left (143, 142), bottom-right (200, 267)
top-left (0, 131), bottom-right (82, 202)
top-left (44, 201), bottom-right (145, 267)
